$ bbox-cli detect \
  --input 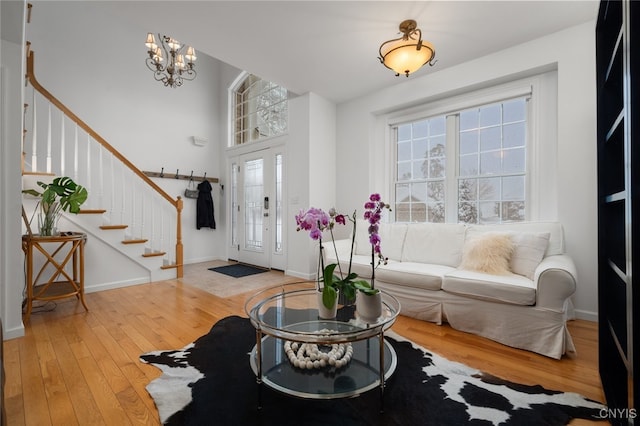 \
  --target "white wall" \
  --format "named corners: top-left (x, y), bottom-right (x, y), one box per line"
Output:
top-left (336, 22), bottom-right (598, 320)
top-left (1, 37), bottom-right (27, 339)
top-left (27, 1), bottom-right (227, 265)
